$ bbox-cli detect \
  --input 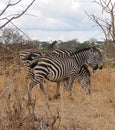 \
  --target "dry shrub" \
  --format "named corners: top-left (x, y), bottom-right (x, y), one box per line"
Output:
top-left (0, 59), bottom-right (115, 130)
top-left (0, 64), bottom-right (61, 130)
